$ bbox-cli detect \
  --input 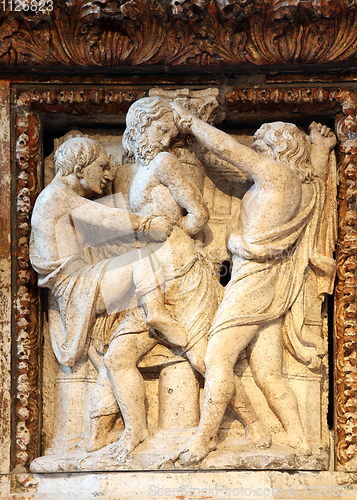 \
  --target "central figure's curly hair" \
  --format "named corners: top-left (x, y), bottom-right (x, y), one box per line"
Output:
top-left (54, 137), bottom-right (105, 176)
top-left (122, 97), bottom-right (173, 165)
top-left (254, 121), bottom-right (313, 183)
